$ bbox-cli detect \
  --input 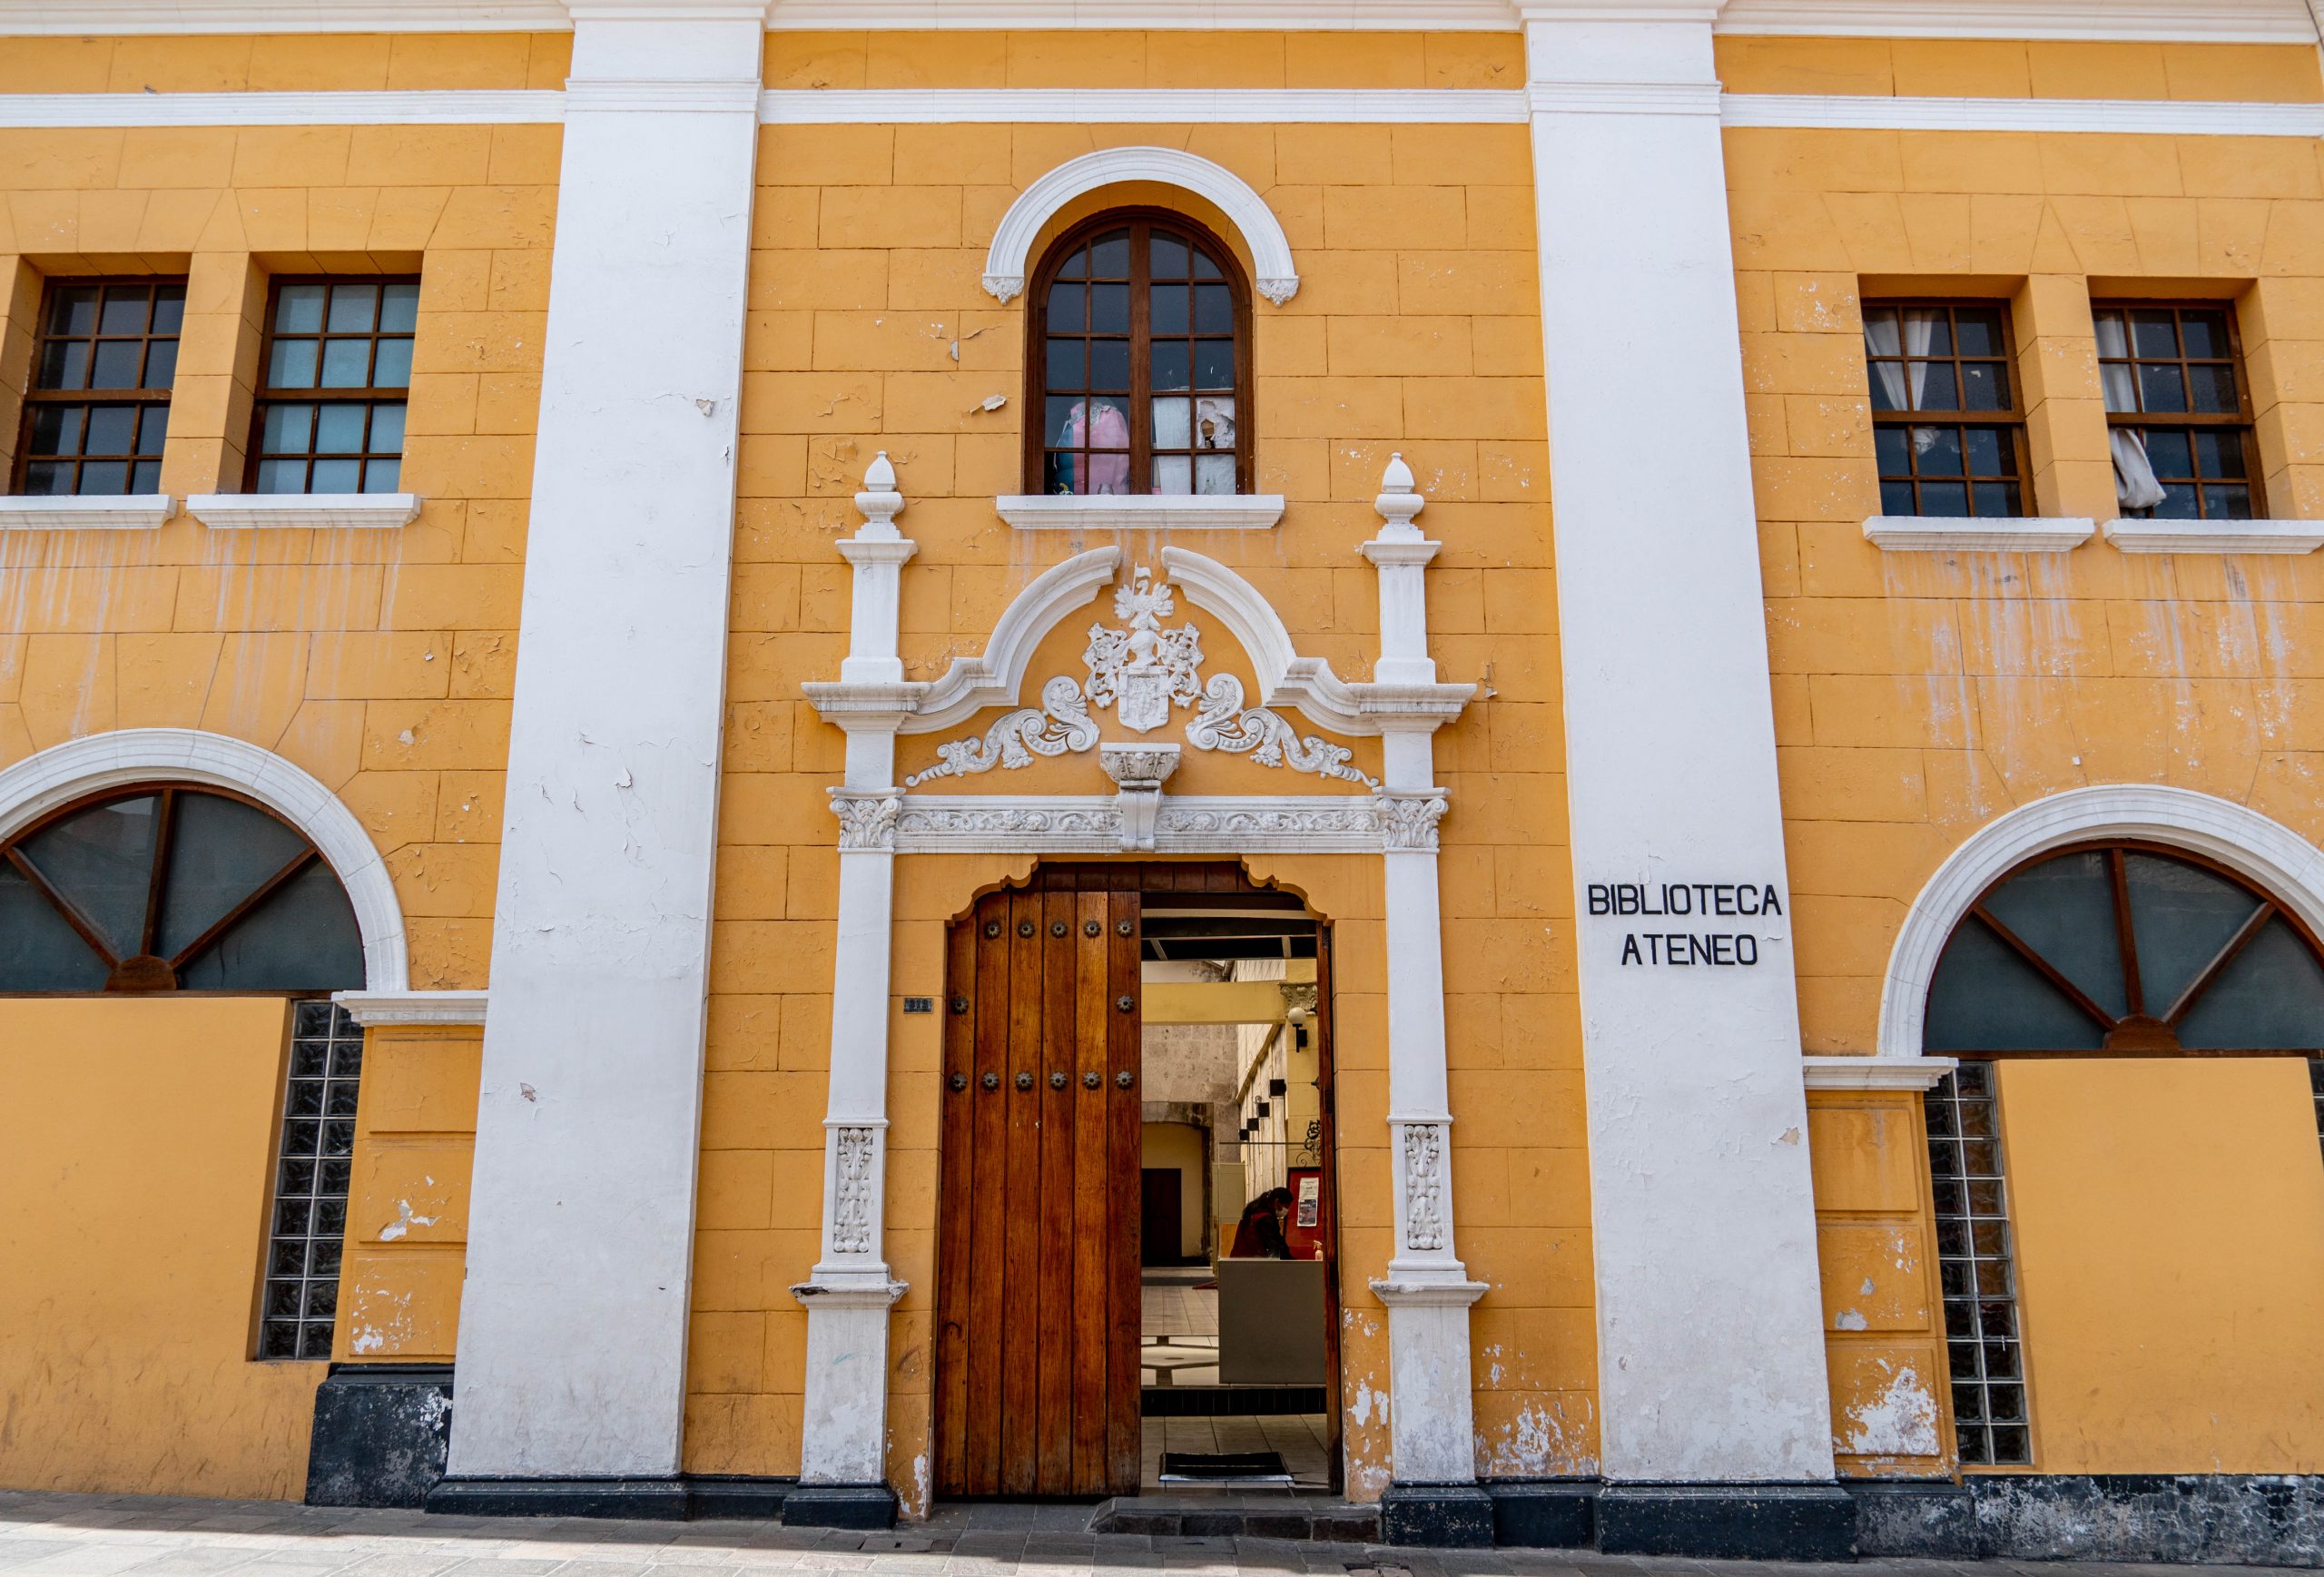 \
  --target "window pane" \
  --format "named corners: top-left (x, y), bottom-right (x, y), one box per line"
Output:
top-left (255, 458), bottom-right (307, 494)
top-left (1960, 361), bottom-right (2009, 410)
top-left (1151, 340), bottom-right (1189, 391)
top-left (23, 462), bottom-right (69, 494)
top-left (327, 282), bottom-right (378, 332)
top-left (1915, 426), bottom-right (1963, 475)
top-left (311, 458), bottom-right (362, 492)
top-left (2205, 483), bottom-right (2252, 520)
top-left (1089, 340), bottom-right (1129, 392)
top-left (1194, 340), bottom-right (1234, 390)
top-left (371, 338), bottom-right (413, 389)
top-left (1953, 309), bottom-right (2004, 357)
top-left (79, 459), bottom-right (127, 495)
top-left (1089, 231), bottom-right (1129, 276)
top-left (2178, 310), bottom-right (2228, 358)
top-left (1919, 480), bottom-right (1968, 517)
top-left (1963, 427), bottom-right (2005, 475)
top-left (1152, 455), bottom-right (1192, 495)
top-left (270, 339), bottom-right (320, 389)
top-left (84, 405), bottom-right (135, 456)
top-left (2187, 363), bottom-right (2238, 415)
top-left (2125, 852), bottom-right (2267, 1015)
top-left (1152, 283), bottom-right (1188, 336)
top-left (1979, 849), bottom-right (2129, 1019)
top-left (2153, 482), bottom-right (2201, 519)
top-left (2100, 363), bottom-right (2136, 412)
top-left (1195, 454), bottom-right (1236, 495)
top-left (1048, 281), bottom-right (1084, 331)
top-left (2140, 363), bottom-right (2187, 413)
top-left (17, 794), bottom-right (160, 961)
top-left (1916, 362), bottom-right (1959, 411)
top-left (257, 1004), bottom-right (363, 1362)
top-left (50, 285), bottom-right (98, 336)
top-left (1046, 339), bottom-right (1086, 390)
top-left (1972, 481), bottom-right (2021, 518)
top-left (1194, 284), bottom-right (1232, 334)
top-left (1151, 233), bottom-right (1189, 278)
top-left (261, 402), bottom-right (316, 454)
top-left (141, 339), bottom-right (178, 390)
top-left (98, 289), bottom-right (149, 335)
top-left (151, 285), bottom-right (185, 336)
top-left (133, 459), bottom-right (161, 493)
top-left (2131, 309), bottom-right (2179, 359)
top-left (1874, 426), bottom-right (1908, 474)
top-left (177, 859), bottom-right (364, 991)
top-left (29, 405), bottom-right (82, 456)
top-left (0, 863), bottom-right (111, 989)
top-left (90, 340), bottom-right (140, 389)
top-left (275, 284), bottom-right (327, 333)
top-left (379, 281), bottom-right (419, 333)
top-left (1192, 246), bottom-right (1222, 281)
top-left (1152, 396), bottom-right (1190, 449)
top-left (2193, 430), bottom-right (2246, 479)
top-left (1879, 479), bottom-right (1916, 515)
top-left (2143, 429), bottom-right (2193, 477)
top-left (314, 402), bottom-right (368, 454)
top-left (38, 340), bottom-right (89, 390)
top-left (1090, 283), bottom-right (1128, 335)
top-left (319, 339), bottom-right (371, 388)
top-left (369, 402), bottom-right (407, 455)
top-left (137, 406), bottom-right (169, 456)
top-left (1046, 395), bottom-right (1082, 448)
top-left (1925, 915), bottom-right (2106, 1050)
top-left (155, 792), bottom-right (310, 961)
top-left (363, 458), bottom-right (401, 493)
top-left (1194, 396), bottom-right (1234, 453)
top-left (2176, 917), bottom-right (2324, 1050)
